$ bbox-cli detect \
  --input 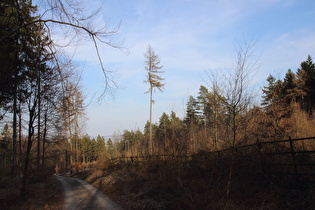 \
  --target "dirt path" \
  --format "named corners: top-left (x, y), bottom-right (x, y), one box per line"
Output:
top-left (55, 175), bottom-right (122, 210)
